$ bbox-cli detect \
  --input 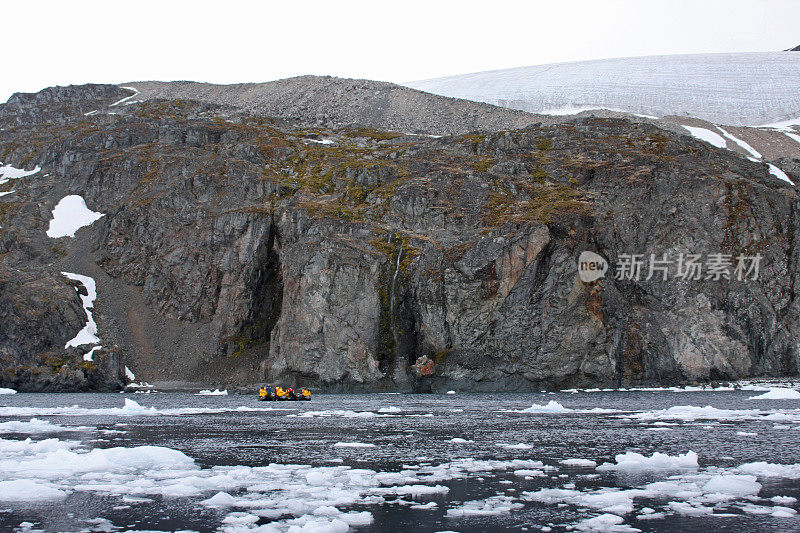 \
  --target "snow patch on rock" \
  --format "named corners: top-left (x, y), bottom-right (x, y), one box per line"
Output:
top-left (61, 272), bottom-right (100, 349)
top-left (683, 126), bottom-right (727, 149)
top-left (46, 195), bottom-right (104, 238)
